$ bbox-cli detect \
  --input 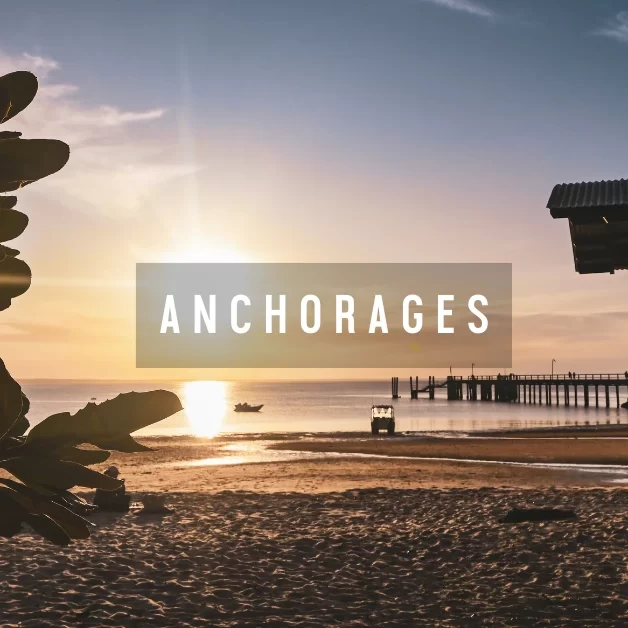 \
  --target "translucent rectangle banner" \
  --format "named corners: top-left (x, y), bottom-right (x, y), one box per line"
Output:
top-left (136, 263), bottom-right (512, 368)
